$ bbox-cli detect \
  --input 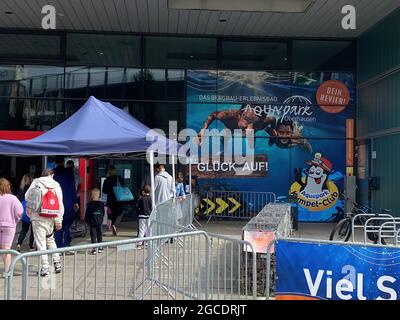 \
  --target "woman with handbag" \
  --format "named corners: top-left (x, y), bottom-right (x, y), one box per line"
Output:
top-left (102, 165), bottom-right (133, 235)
